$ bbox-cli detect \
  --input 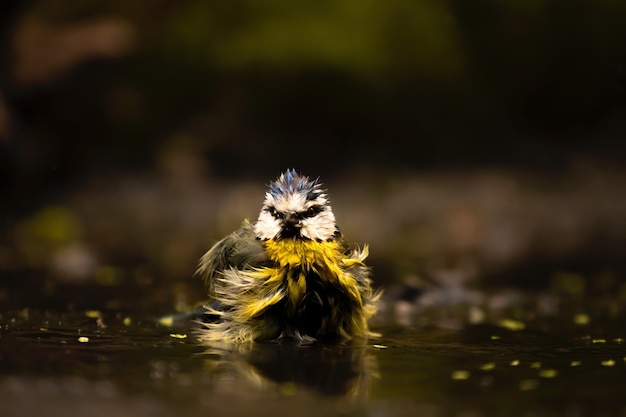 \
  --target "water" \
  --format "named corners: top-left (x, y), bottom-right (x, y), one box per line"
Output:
top-left (2, 307), bottom-right (625, 417)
